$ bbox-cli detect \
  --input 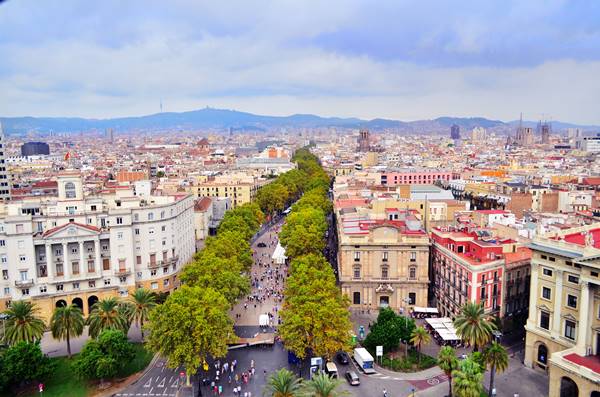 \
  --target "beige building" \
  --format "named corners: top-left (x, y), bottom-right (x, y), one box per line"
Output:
top-left (524, 224), bottom-right (600, 397)
top-left (336, 207), bottom-right (430, 312)
top-left (0, 172), bottom-right (196, 322)
top-left (190, 173), bottom-right (268, 208)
